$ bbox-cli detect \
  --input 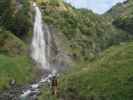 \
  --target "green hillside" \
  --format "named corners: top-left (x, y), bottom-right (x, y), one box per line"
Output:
top-left (106, 0), bottom-right (133, 34)
top-left (106, 0), bottom-right (133, 19)
top-left (0, 0), bottom-right (133, 100)
top-left (0, 28), bottom-right (26, 56)
top-left (0, 0), bottom-right (32, 39)
top-left (38, 0), bottom-right (133, 100)
top-left (0, 55), bottom-right (35, 90)
top-left (40, 1), bottom-right (131, 62)
top-left (39, 42), bottom-right (133, 100)
top-left (0, 0), bottom-right (37, 90)
top-left (111, 0), bottom-right (133, 35)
